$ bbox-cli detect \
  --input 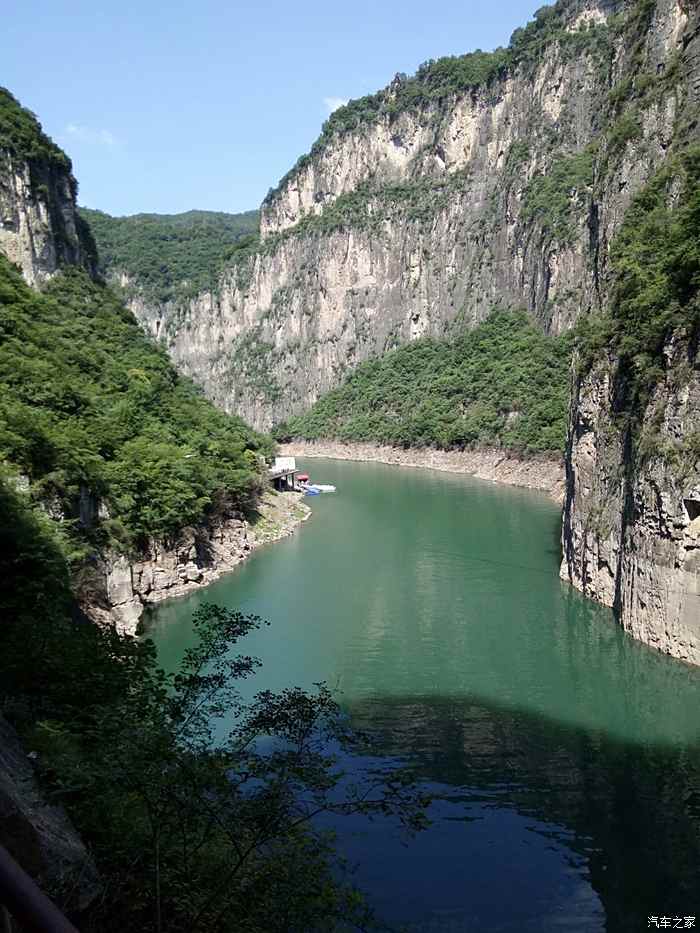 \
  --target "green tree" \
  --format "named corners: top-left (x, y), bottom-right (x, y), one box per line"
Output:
top-left (0, 479), bottom-right (428, 932)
